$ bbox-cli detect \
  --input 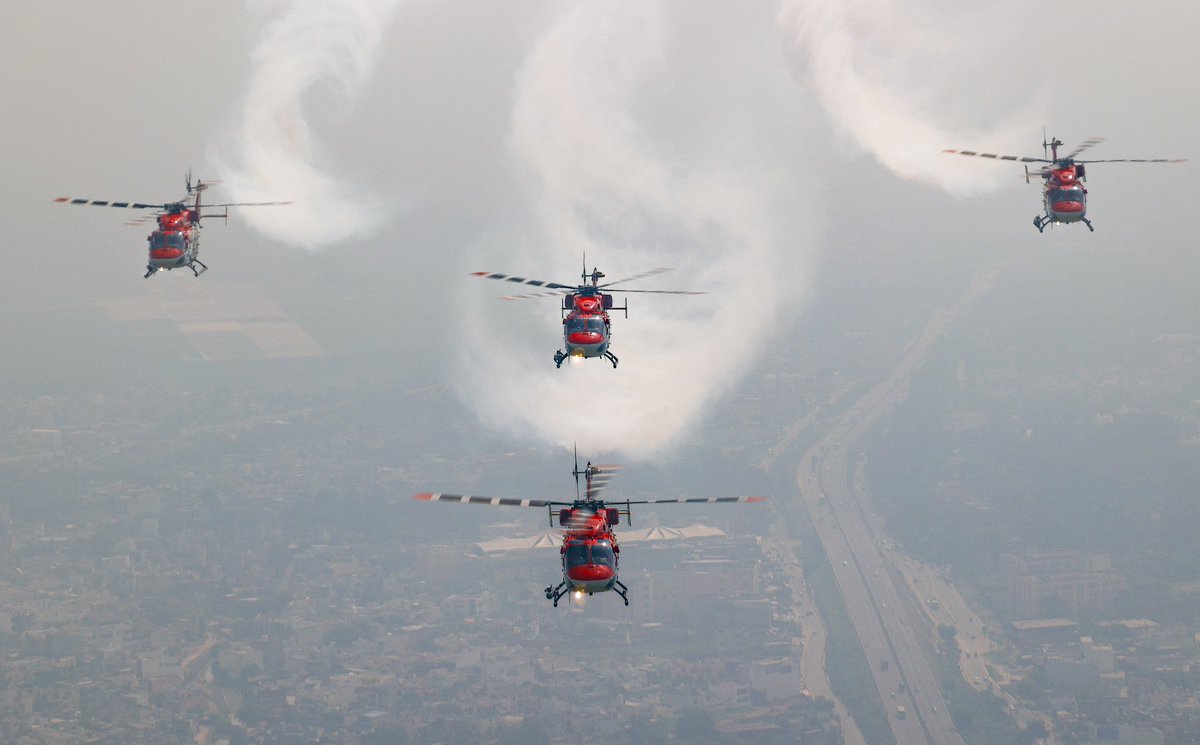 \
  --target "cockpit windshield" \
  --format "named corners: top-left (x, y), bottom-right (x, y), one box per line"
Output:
top-left (590, 540), bottom-right (615, 568)
top-left (1048, 188), bottom-right (1084, 203)
top-left (150, 233), bottom-right (186, 249)
top-left (565, 541), bottom-right (614, 568)
top-left (565, 543), bottom-right (590, 568)
top-left (566, 317), bottom-right (605, 334)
